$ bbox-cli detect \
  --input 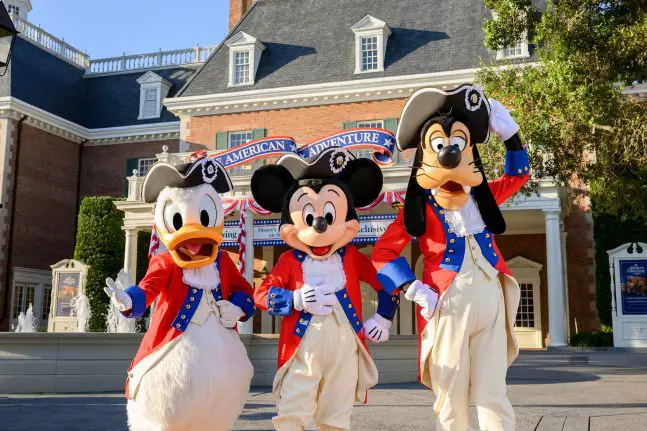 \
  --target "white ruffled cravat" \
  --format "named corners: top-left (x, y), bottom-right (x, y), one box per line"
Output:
top-left (302, 253), bottom-right (346, 292)
top-left (444, 196), bottom-right (486, 237)
top-left (182, 263), bottom-right (221, 290)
